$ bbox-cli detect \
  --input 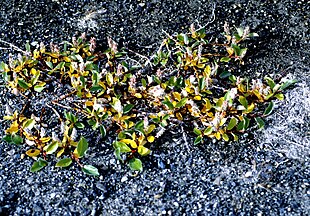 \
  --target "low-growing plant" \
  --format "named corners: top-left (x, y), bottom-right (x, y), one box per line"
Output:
top-left (0, 23), bottom-right (296, 176)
